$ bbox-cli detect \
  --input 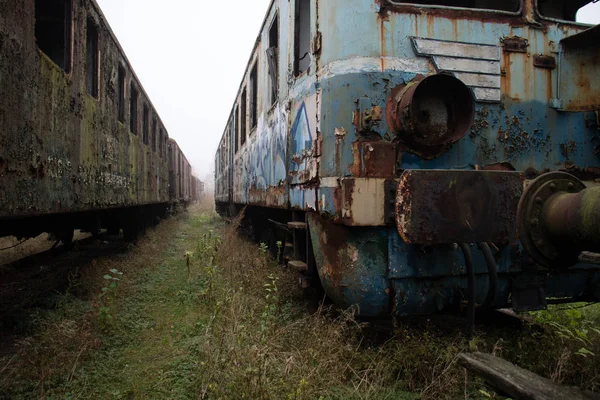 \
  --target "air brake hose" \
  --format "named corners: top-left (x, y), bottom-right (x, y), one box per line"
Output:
top-left (460, 243), bottom-right (475, 339)
top-left (478, 242), bottom-right (498, 310)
